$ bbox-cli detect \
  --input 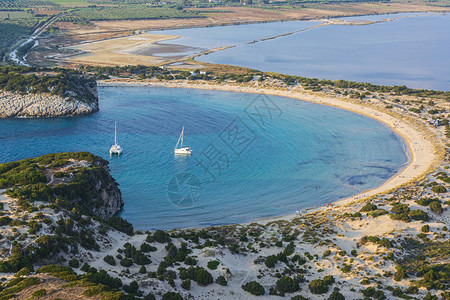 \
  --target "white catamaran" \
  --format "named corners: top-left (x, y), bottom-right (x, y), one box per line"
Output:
top-left (174, 126), bottom-right (192, 155)
top-left (110, 121), bottom-right (123, 155)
